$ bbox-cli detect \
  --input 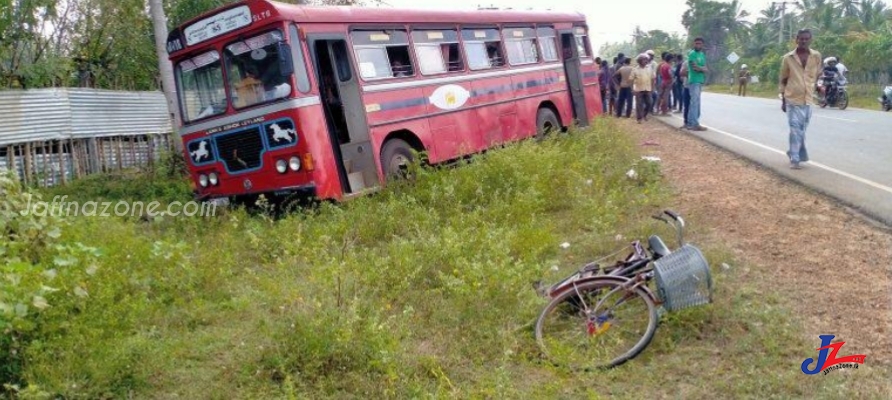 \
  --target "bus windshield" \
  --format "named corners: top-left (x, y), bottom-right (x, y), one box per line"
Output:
top-left (177, 50), bottom-right (227, 122)
top-left (225, 30), bottom-right (292, 109)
